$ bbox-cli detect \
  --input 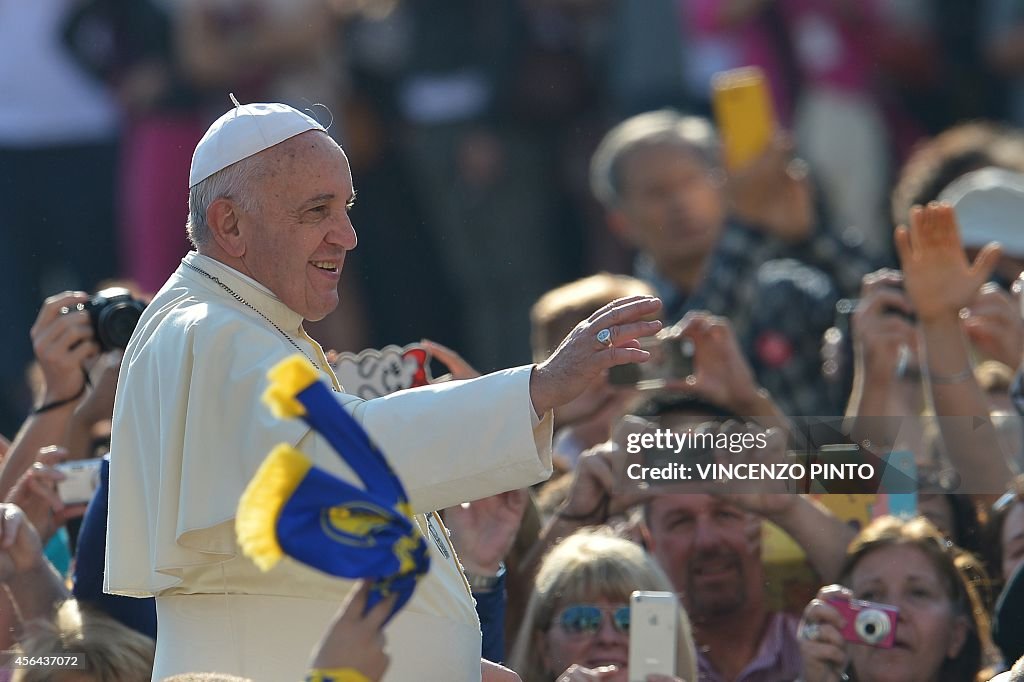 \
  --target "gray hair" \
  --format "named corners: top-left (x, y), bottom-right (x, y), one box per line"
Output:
top-left (186, 155), bottom-right (265, 249)
top-left (590, 110), bottom-right (720, 208)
